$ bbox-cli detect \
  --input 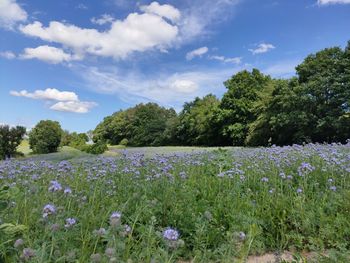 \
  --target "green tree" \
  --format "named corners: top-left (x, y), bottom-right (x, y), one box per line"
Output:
top-left (93, 103), bottom-right (177, 146)
top-left (0, 125), bottom-right (26, 160)
top-left (177, 94), bottom-right (220, 146)
top-left (29, 120), bottom-right (63, 154)
top-left (218, 69), bottom-right (272, 145)
top-left (295, 43), bottom-right (350, 143)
